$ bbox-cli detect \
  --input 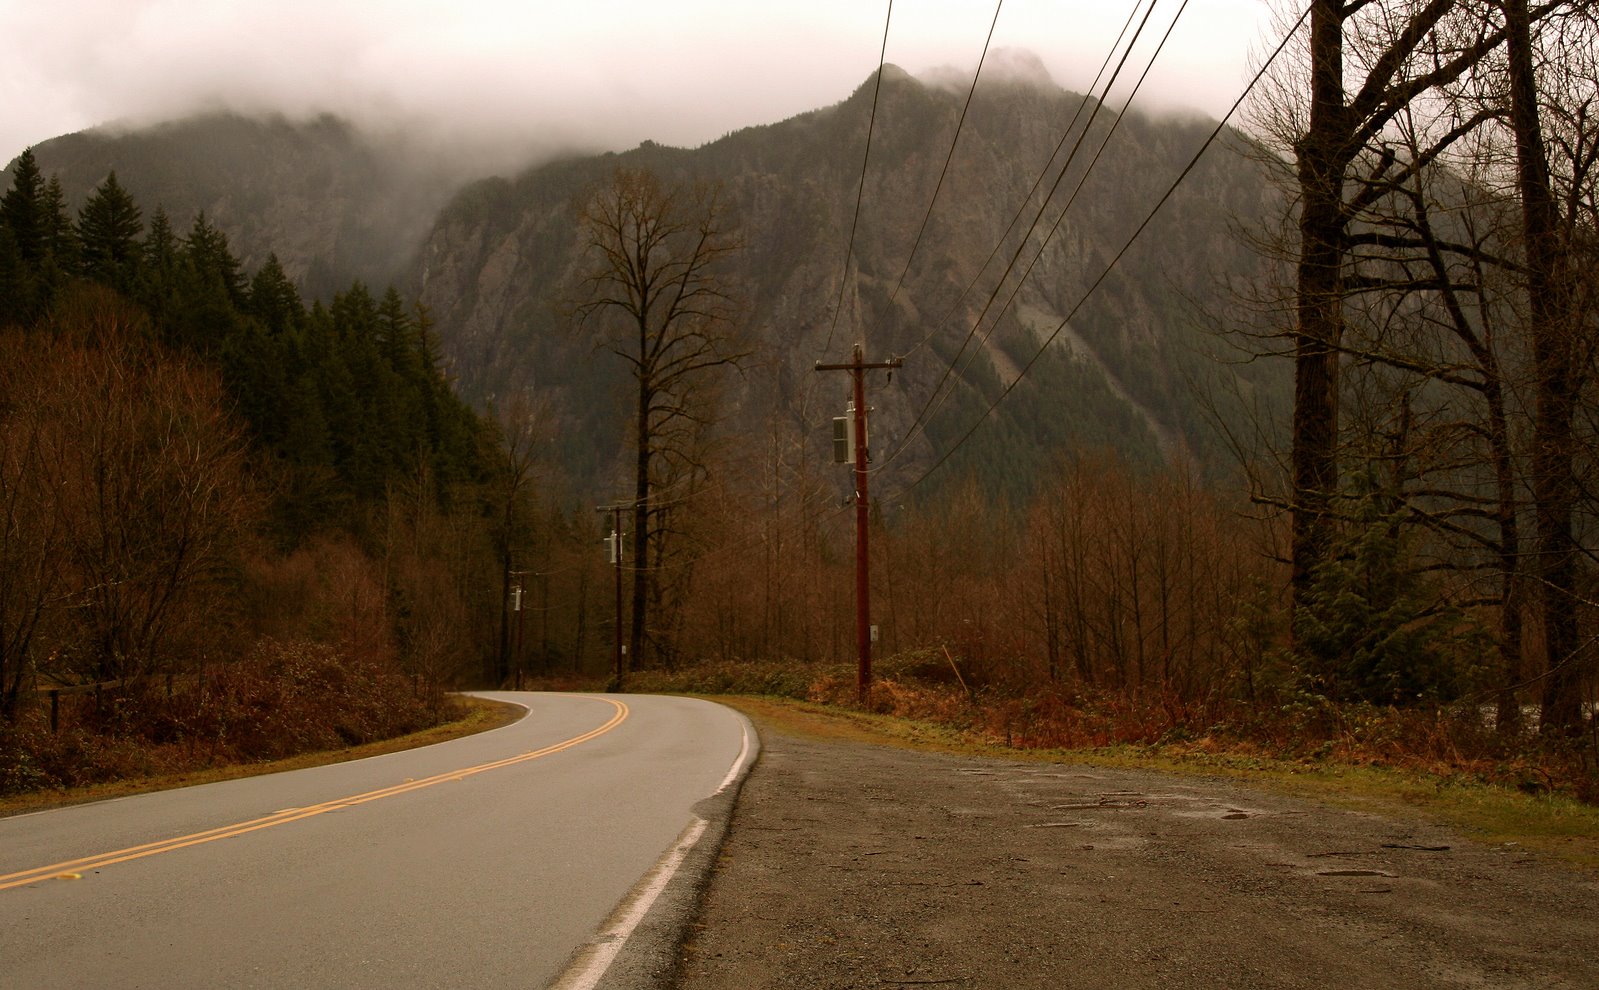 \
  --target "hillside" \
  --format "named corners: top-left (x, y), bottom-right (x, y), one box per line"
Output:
top-left (7, 113), bottom-right (459, 300)
top-left (413, 62), bottom-right (1287, 500)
